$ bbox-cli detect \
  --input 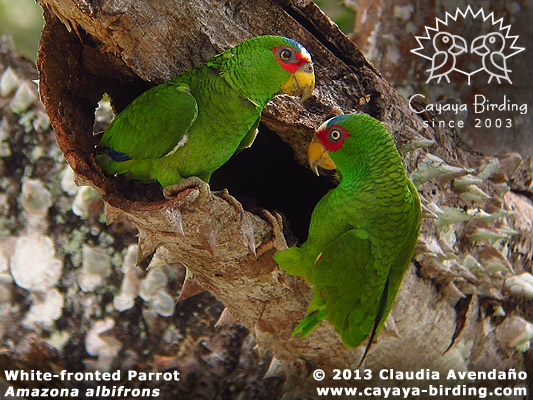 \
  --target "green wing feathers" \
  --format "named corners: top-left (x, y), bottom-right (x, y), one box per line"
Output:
top-left (236, 117), bottom-right (261, 152)
top-left (311, 230), bottom-right (388, 347)
top-left (285, 229), bottom-right (392, 348)
top-left (98, 83), bottom-right (198, 161)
